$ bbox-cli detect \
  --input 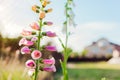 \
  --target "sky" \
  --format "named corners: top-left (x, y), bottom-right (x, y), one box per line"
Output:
top-left (0, 0), bottom-right (120, 52)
